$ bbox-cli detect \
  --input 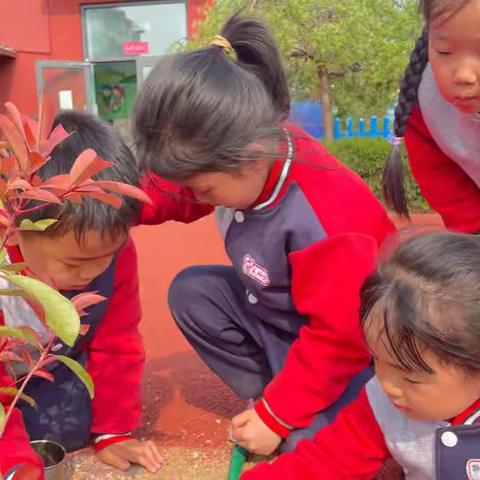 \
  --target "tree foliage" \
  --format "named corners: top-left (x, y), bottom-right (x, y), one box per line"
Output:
top-left (193, 0), bottom-right (422, 139)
